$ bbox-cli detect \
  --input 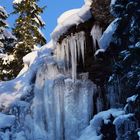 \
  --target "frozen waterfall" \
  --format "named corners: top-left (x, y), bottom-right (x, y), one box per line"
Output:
top-left (31, 61), bottom-right (96, 140)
